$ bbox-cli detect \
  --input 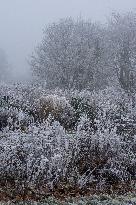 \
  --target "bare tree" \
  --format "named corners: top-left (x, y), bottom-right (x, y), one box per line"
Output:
top-left (31, 18), bottom-right (107, 90)
top-left (107, 12), bottom-right (136, 92)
